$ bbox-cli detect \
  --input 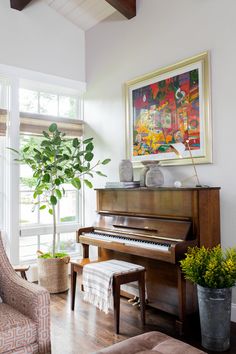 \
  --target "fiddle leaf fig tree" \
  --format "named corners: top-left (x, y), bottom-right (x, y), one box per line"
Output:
top-left (12, 123), bottom-right (110, 257)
